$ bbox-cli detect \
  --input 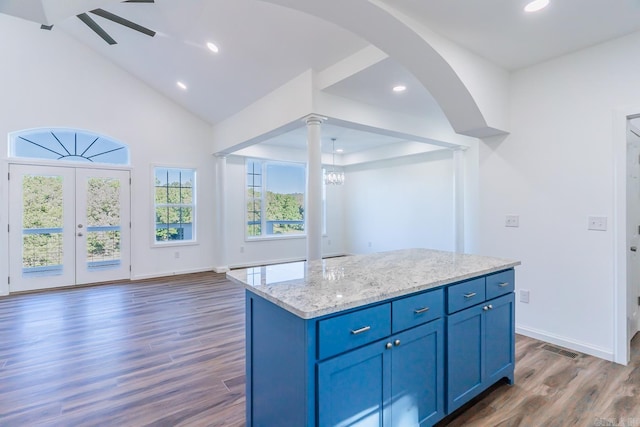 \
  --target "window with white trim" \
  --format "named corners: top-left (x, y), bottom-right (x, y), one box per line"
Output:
top-left (154, 167), bottom-right (196, 243)
top-left (246, 159), bottom-right (306, 238)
